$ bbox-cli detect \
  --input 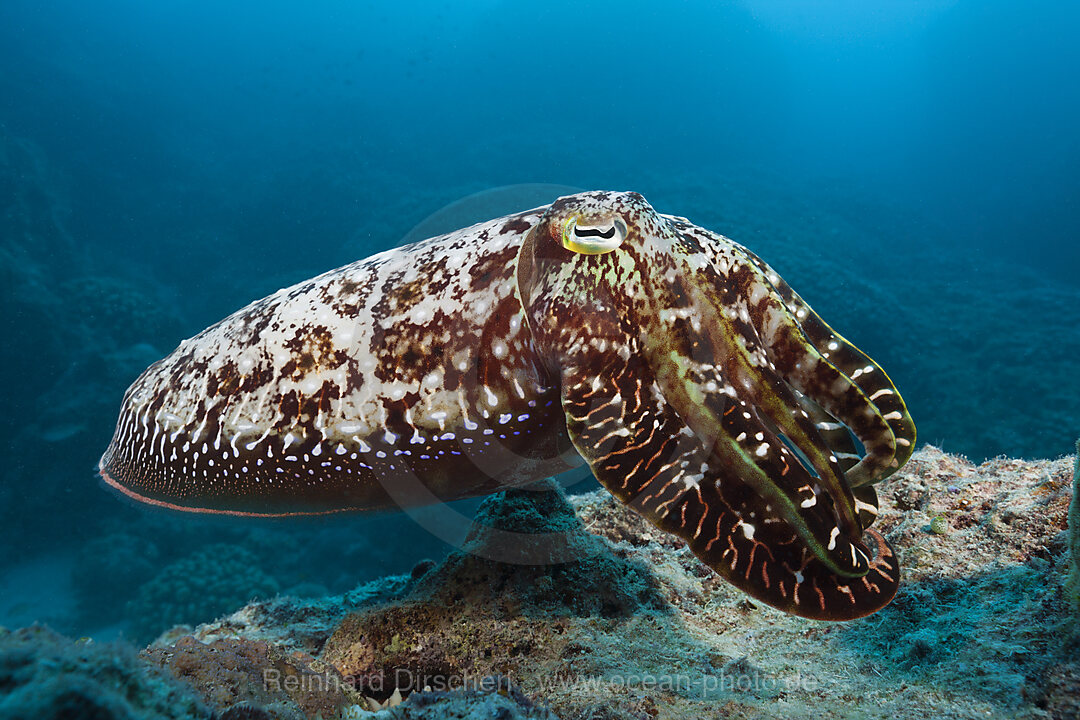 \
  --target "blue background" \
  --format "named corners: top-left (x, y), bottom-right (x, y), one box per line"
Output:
top-left (1, 0), bottom-right (1077, 639)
